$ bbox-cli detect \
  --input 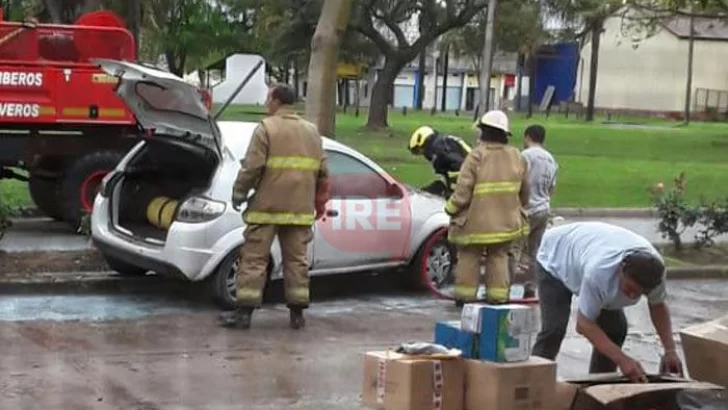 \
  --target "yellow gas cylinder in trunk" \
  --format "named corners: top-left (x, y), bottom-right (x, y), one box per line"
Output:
top-left (147, 196), bottom-right (179, 230)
